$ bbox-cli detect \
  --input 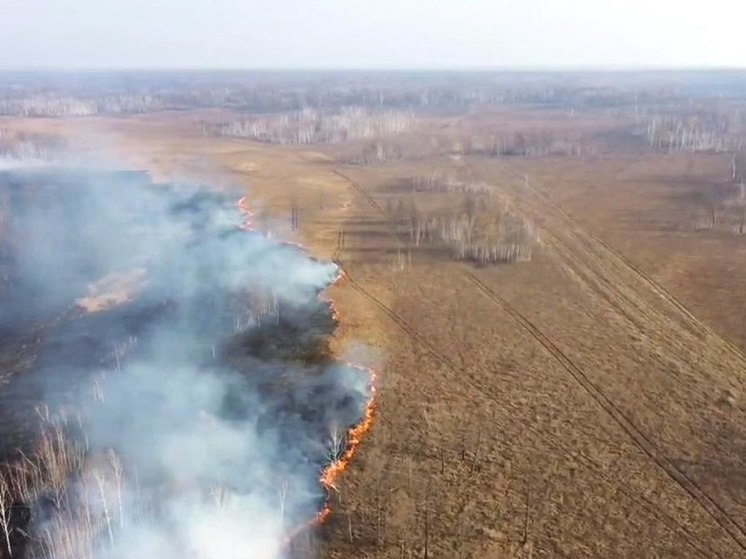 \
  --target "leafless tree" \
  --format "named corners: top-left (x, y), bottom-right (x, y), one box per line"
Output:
top-left (206, 107), bottom-right (413, 145)
top-left (327, 422), bottom-right (346, 465)
top-left (733, 149), bottom-right (746, 184)
top-left (0, 478), bottom-right (12, 559)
